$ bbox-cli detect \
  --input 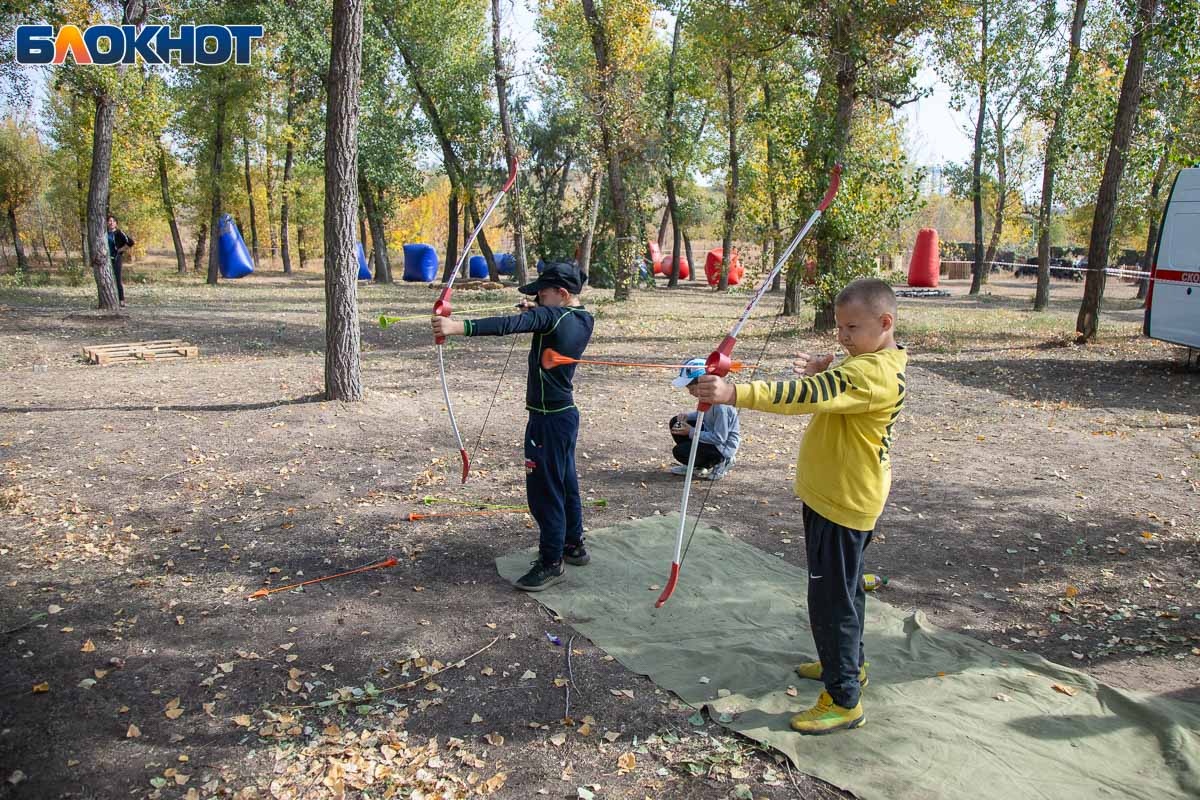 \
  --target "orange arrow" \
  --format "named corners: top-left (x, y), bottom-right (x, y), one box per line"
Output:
top-left (540, 348), bottom-right (745, 373)
top-left (247, 557), bottom-right (398, 600)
